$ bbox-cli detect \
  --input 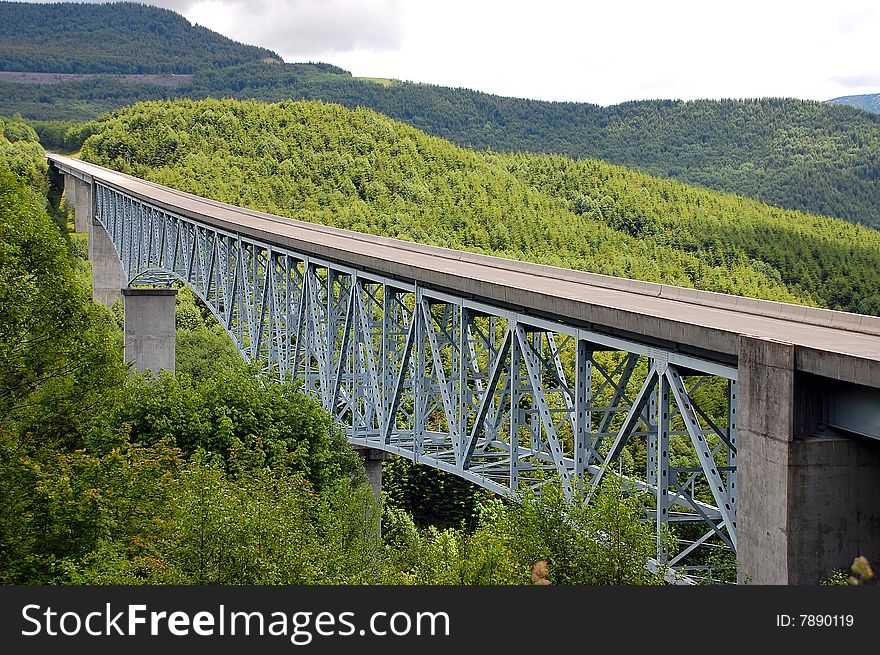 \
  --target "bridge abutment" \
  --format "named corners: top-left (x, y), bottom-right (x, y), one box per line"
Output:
top-left (121, 287), bottom-right (177, 374)
top-left (737, 336), bottom-right (880, 584)
top-left (88, 218), bottom-right (125, 307)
